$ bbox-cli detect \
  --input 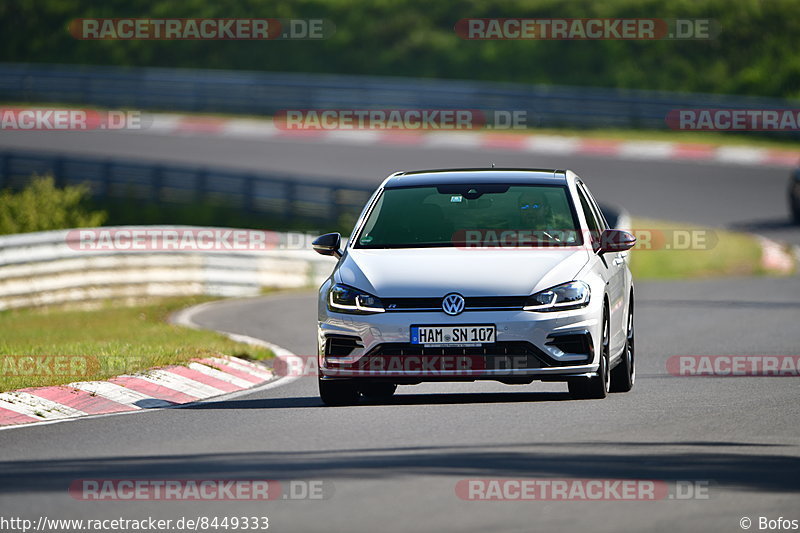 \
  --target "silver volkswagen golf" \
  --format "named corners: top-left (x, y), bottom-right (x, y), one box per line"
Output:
top-left (312, 168), bottom-right (636, 405)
